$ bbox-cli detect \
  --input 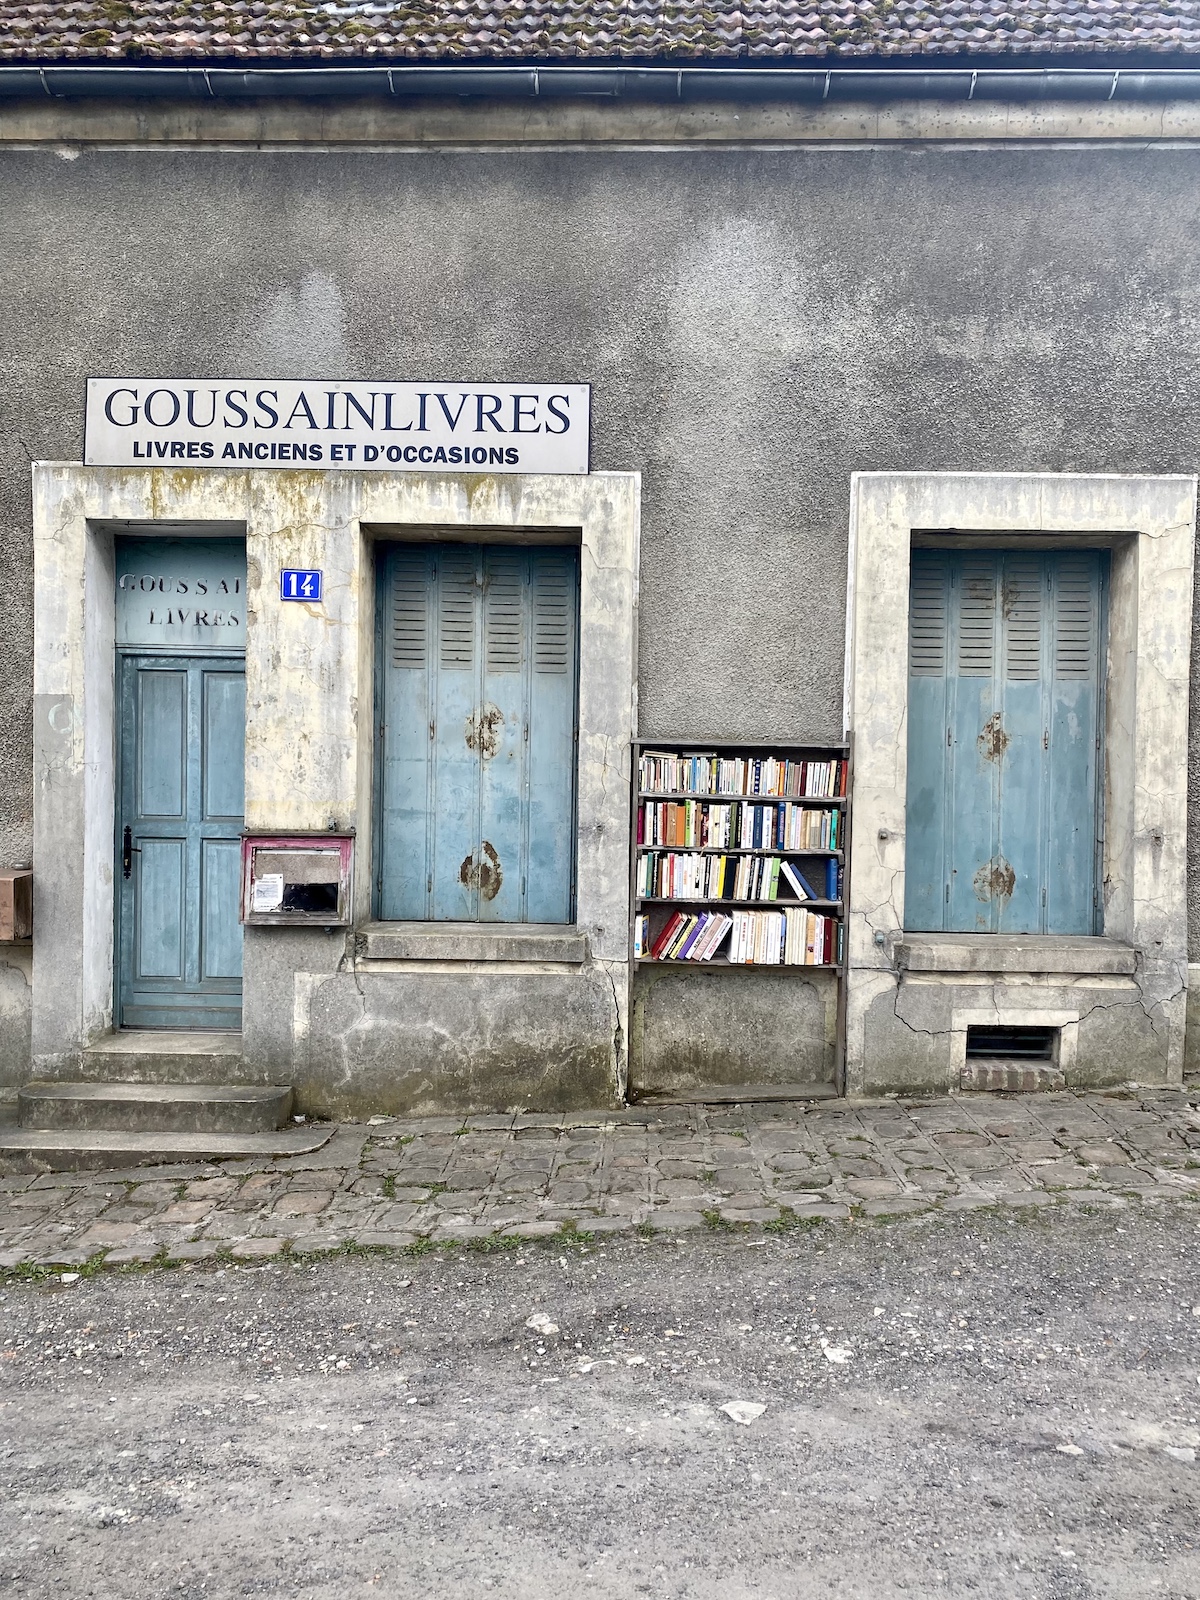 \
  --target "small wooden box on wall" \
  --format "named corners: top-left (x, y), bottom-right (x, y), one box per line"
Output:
top-left (0, 869), bottom-right (32, 941)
